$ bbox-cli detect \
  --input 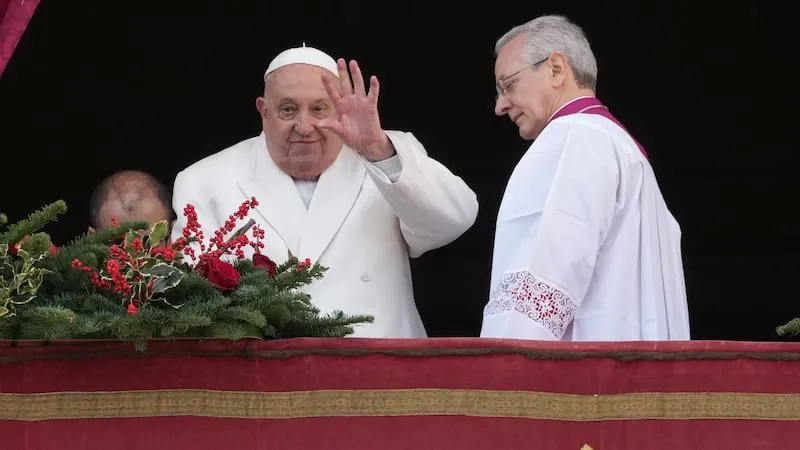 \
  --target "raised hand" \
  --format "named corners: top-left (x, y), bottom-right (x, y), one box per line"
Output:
top-left (319, 58), bottom-right (395, 161)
